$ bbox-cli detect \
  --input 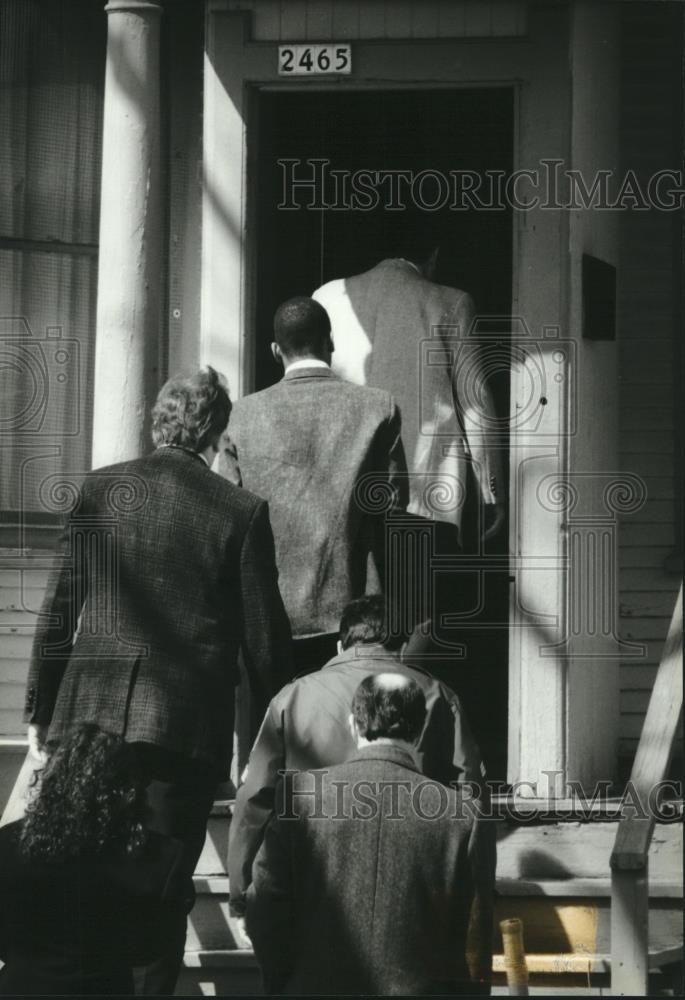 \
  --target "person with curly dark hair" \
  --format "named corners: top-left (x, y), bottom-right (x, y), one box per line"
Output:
top-left (18, 723), bottom-right (148, 861)
top-left (24, 366), bottom-right (292, 993)
top-left (0, 724), bottom-right (187, 996)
